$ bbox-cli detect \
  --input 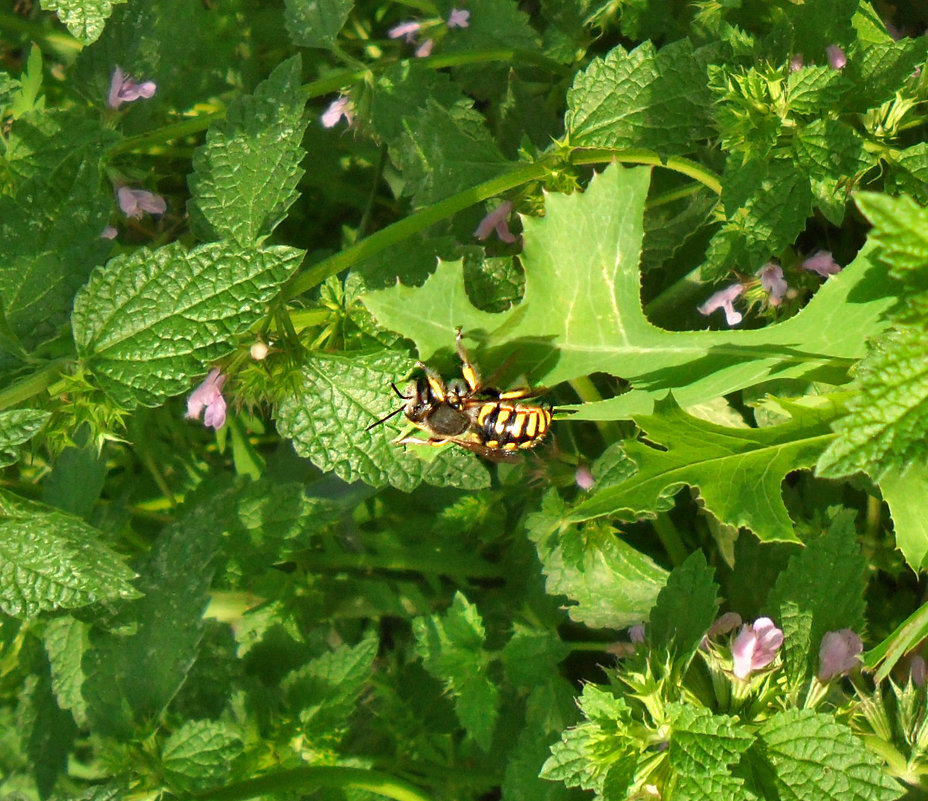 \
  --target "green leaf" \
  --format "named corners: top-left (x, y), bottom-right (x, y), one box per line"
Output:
top-left (667, 703), bottom-right (753, 777)
top-left (390, 99), bottom-right (509, 206)
top-left (880, 464), bottom-right (928, 571)
top-left (41, 438), bottom-right (108, 519)
top-left (188, 57), bottom-right (308, 246)
top-left (766, 512), bottom-right (867, 684)
top-left (566, 39), bottom-right (714, 156)
top-left (282, 633), bottom-right (378, 737)
top-left (886, 143), bottom-right (928, 205)
top-left (760, 709), bottom-right (903, 801)
top-left (526, 492), bottom-right (668, 629)
top-left (413, 592), bottom-right (499, 750)
top-left (275, 349), bottom-right (490, 492)
top-left (854, 192), bottom-right (928, 283)
top-left (43, 616), bottom-right (90, 727)
top-left (650, 551), bottom-right (718, 659)
top-left (22, 661), bottom-right (76, 798)
top-left (284, 0), bottom-right (353, 49)
top-left (0, 410), bottom-right (49, 468)
top-left (161, 719), bottom-right (243, 792)
top-left (846, 37), bottom-right (928, 108)
top-left (40, 0), bottom-right (126, 44)
top-left (817, 325), bottom-right (928, 481)
top-left (501, 624), bottom-right (570, 688)
top-left (568, 396), bottom-right (837, 543)
top-left (864, 603), bottom-right (928, 682)
top-left (0, 490), bottom-right (138, 619)
top-left (786, 66), bottom-right (850, 115)
top-left (72, 242), bottom-right (302, 408)
top-left (784, 0), bottom-right (856, 59)
top-left (81, 494), bottom-right (224, 737)
top-left (363, 164), bottom-right (895, 418)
